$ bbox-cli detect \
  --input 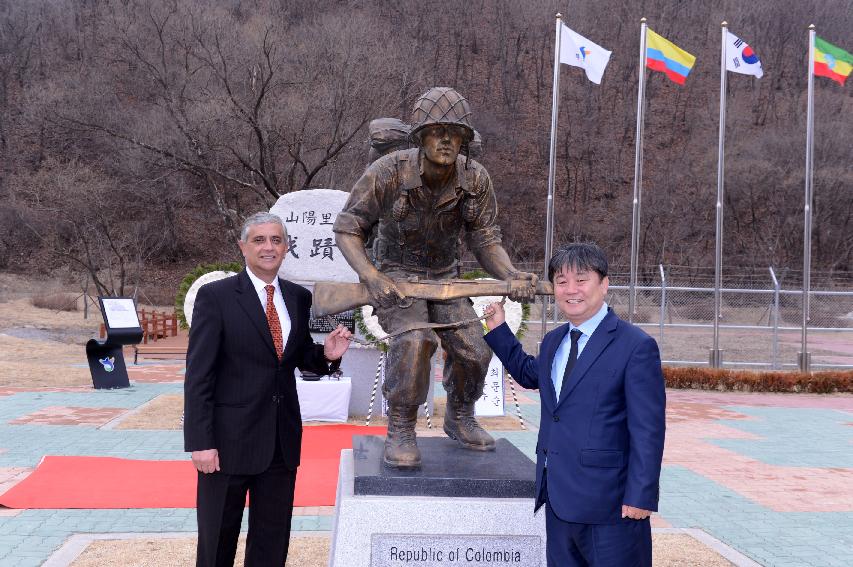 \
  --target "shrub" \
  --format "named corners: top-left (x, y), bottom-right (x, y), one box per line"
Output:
top-left (31, 292), bottom-right (79, 311)
top-left (664, 366), bottom-right (853, 393)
